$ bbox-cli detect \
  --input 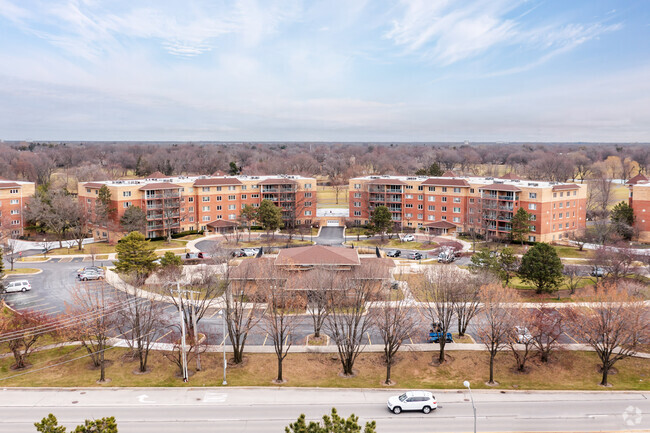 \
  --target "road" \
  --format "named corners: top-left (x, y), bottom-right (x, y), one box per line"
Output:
top-left (0, 388), bottom-right (647, 433)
